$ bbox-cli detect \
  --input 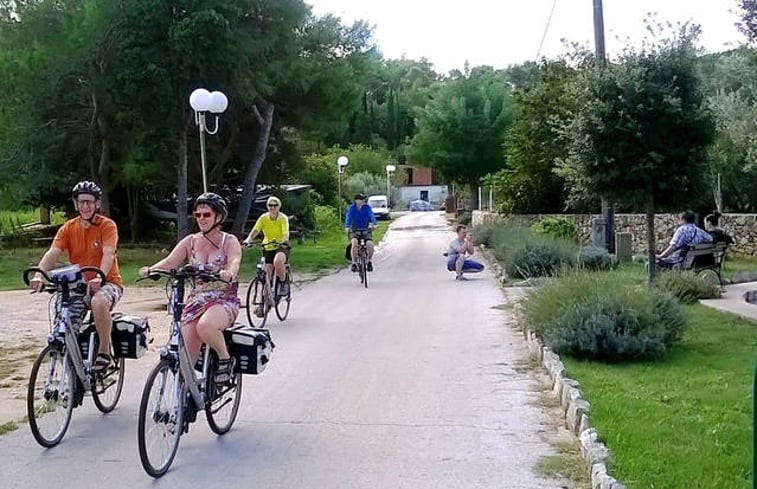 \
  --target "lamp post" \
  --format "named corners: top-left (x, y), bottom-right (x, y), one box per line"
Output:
top-left (385, 164), bottom-right (396, 207)
top-left (189, 88), bottom-right (228, 193)
top-left (337, 155), bottom-right (349, 218)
